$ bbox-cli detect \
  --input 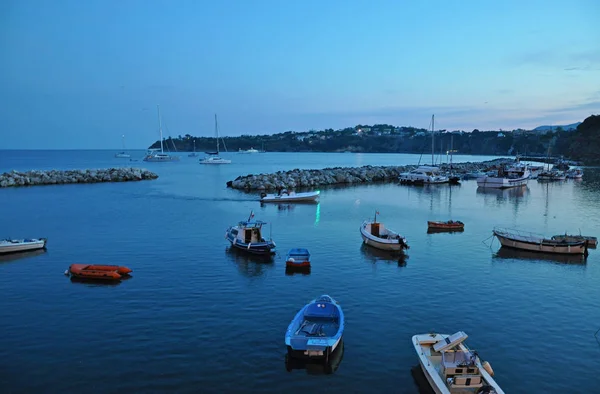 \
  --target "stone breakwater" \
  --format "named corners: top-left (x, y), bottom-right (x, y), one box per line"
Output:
top-left (0, 168), bottom-right (159, 188)
top-left (226, 159), bottom-right (511, 191)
